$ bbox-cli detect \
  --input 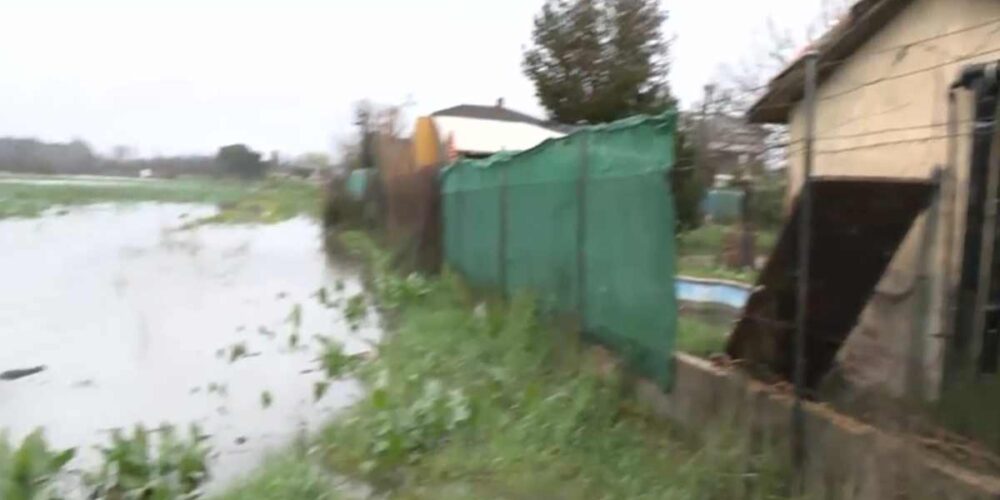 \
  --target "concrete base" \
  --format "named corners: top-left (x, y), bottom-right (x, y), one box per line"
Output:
top-left (636, 353), bottom-right (1000, 500)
